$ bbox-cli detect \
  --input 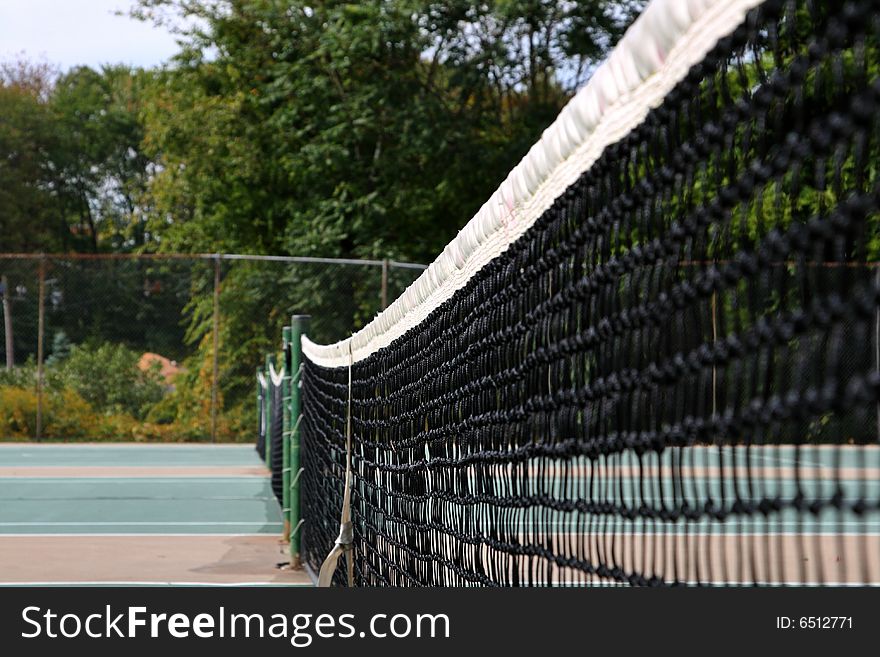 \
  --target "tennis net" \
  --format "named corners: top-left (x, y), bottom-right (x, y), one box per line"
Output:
top-left (298, 0), bottom-right (880, 586)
